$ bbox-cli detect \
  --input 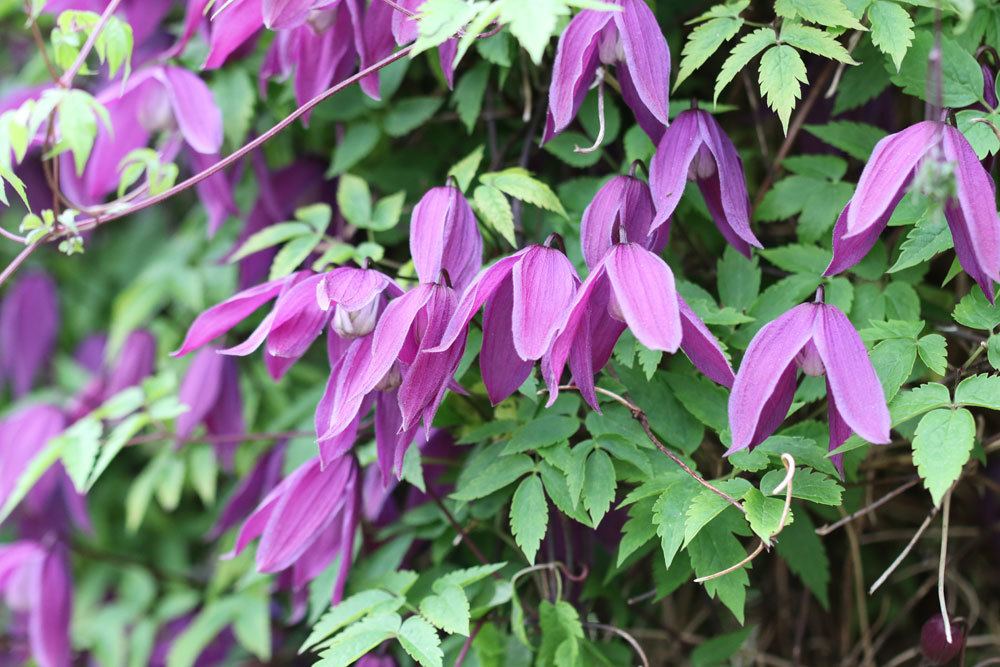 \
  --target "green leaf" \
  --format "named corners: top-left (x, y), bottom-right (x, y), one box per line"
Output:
top-left (367, 191), bottom-right (406, 232)
top-left (419, 585), bottom-right (470, 635)
top-left (336, 173), bottom-right (372, 228)
top-left (717, 246), bottom-right (761, 311)
top-left (868, 1), bottom-right (915, 71)
top-left (436, 562), bottom-right (507, 589)
top-left (870, 336), bottom-right (917, 401)
top-left (758, 44), bottom-right (808, 133)
top-left (232, 584), bottom-right (271, 660)
top-left (211, 67), bottom-right (255, 147)
top-left (779, 22), bottom-right (856, 64)
top-left (890, 32), bottom-right (982, 107)
top-left (59, 418), bottom-right (102, 491)
top-left (912, 408), bottom-right (975, 505)
top-left (411, 0), bottom-right (479, 56)
top-left (268, 232), bottom-right (323, 280)
top-left (691, 627), bottom-right (753, 667)
top-left (774, 0), bottom-right (865, 28)
top-left (989, 334), bottom-right (1000, 370)
top-left (230, 221), bottom-right (313, 261)
top-left (503, 414), bottom-right (579, 455)
top-left (301, 590), bottom-right (397, 652)
top-left (759, 244), bottom-right (832, 276)
top-left (688, 513), bottom-right (750, 623)
top-left (675, 16), bottom-right (744, 90)
top-left (0, 433), bottom-right (65, 523)
top-left (383, 96), bottom-right (443, 136)
top-left (953, 289), bottom-right (1000, 330)
top-left (715, 27), bottom-right (776, 103)
top-left (653, 477), bottom-right (702, 570)
top-left (664, 372), bottom-right (729, 431)
top-left (328, 122), bottom-right (381, 176)
top-left (315, 613), bottom-right (401, 666)
top-left (955, 374), bottom-right (1000, 410)
top-left (499, 0), bottom-right (568, 64)
top-left (166, 598), bottom-right (244, 667)
top-left (804, 121), bottom-right (887, 160)
top-left (479, 167), bottom-right (567, 217)
top-left (58, 90), bottom-right (102, 174)
top-left (452, 62), bottom-right (490, 132)
top-left (889, 382), bottom-right (951, 425)
top-left (755, 435), bottom-right (837, 476)
top-left (833, 38), bottom-right (892, 114)
top-left (782, 154), bottom-right (848, 180)
top-left (472, 184), bottom-right (515, 246)
top-left (743, 488), bottom-right (789, 545)
top-left (582, 448), bottom-right (616, 526)
top-left (87, 413), bottom-right (149, 489)
top-left (447, 145), bottom-right (484, 191)
top-left (397, 616), bottom-right (443, 667)
top-left (617, 498), bottom-right (657, 566)
top-left (510, 474), bottom-right (548, 563)
top-left (684, 479), bottom-right (752, 546)
top-left (917, 334), bottom-right (947, 375)
top-left (451, 453), bottom-right (534, 500)
top-left (888, 205), bottom-right (953, 273)
top-left (762, 468), bottom-right (843, 505)
top-left (774, 509), bottom-right (830, 608)
top-left (536, 600), bottom-right (583, 666)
